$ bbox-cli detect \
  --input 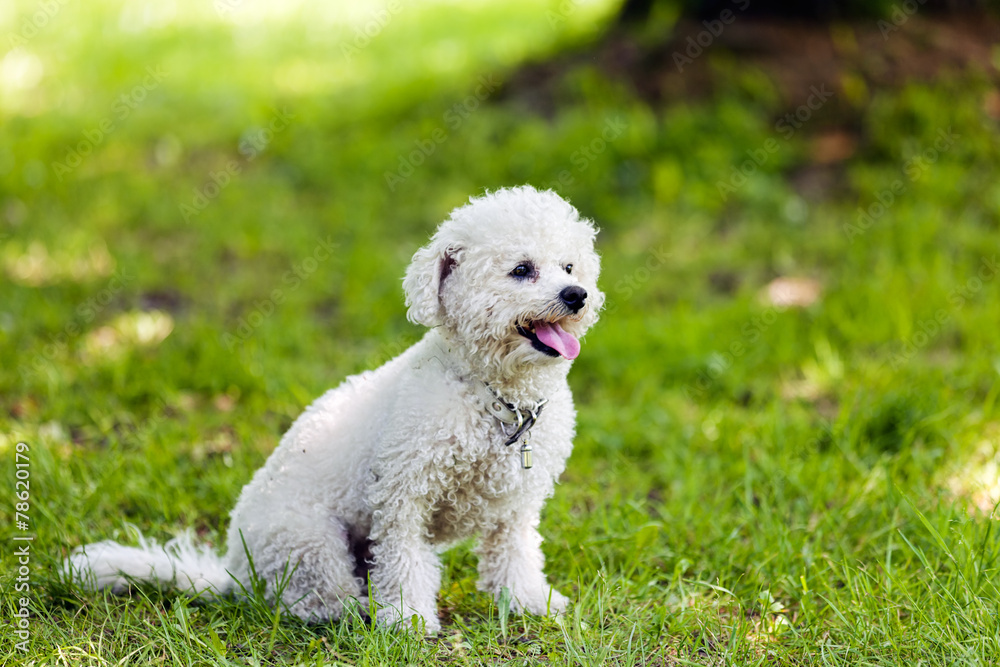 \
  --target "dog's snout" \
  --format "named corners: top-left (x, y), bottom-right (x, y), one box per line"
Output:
top-left (560, 285), bottom-right (587, 313)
